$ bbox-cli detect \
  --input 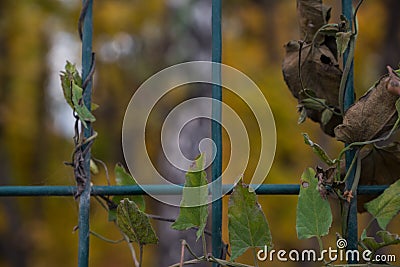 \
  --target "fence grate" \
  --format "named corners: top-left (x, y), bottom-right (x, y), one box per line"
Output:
top-left (0, 0), bottom-right (388, 266)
